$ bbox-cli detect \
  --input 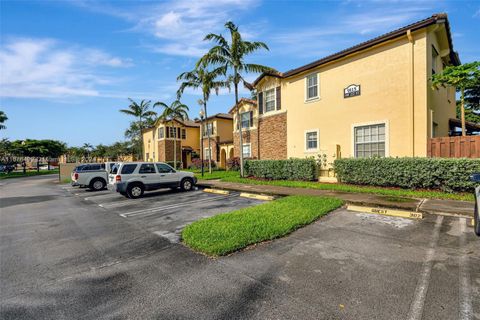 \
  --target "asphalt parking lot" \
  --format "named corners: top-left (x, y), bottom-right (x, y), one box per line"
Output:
top-left (1, 175), bottom-right (479, 320)
top-left (62, 184), bottom-right (265, 243)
